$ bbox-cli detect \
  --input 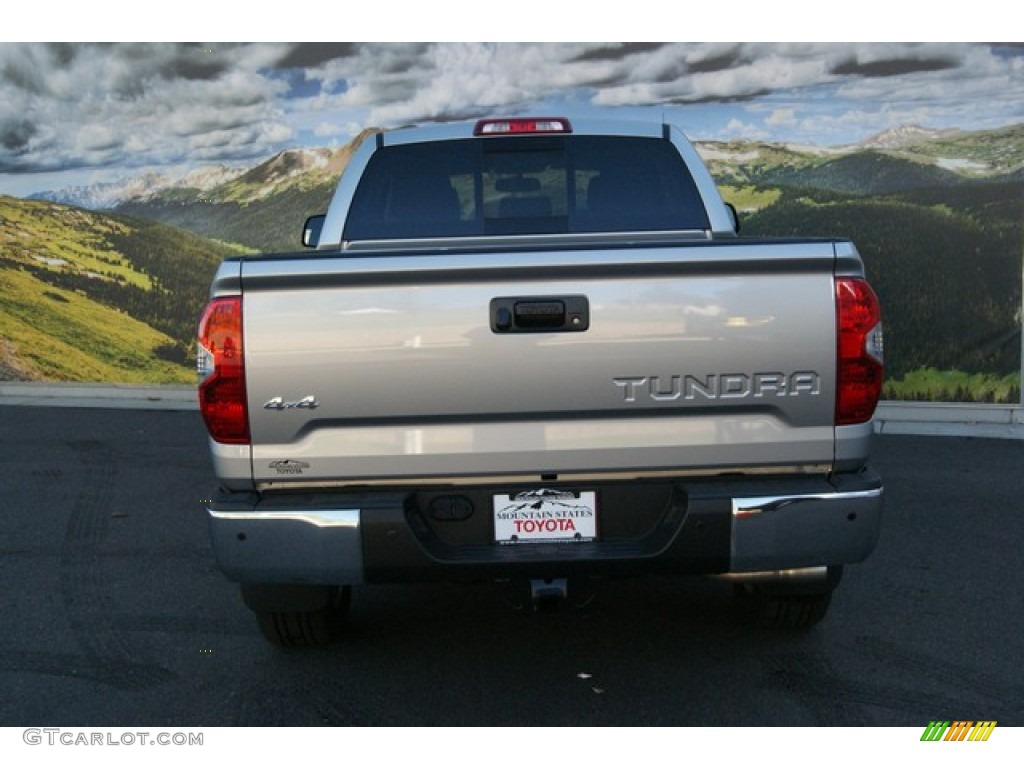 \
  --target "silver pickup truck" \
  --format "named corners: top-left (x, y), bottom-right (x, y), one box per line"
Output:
top-left (198, 117), bottom-right (884, 646)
